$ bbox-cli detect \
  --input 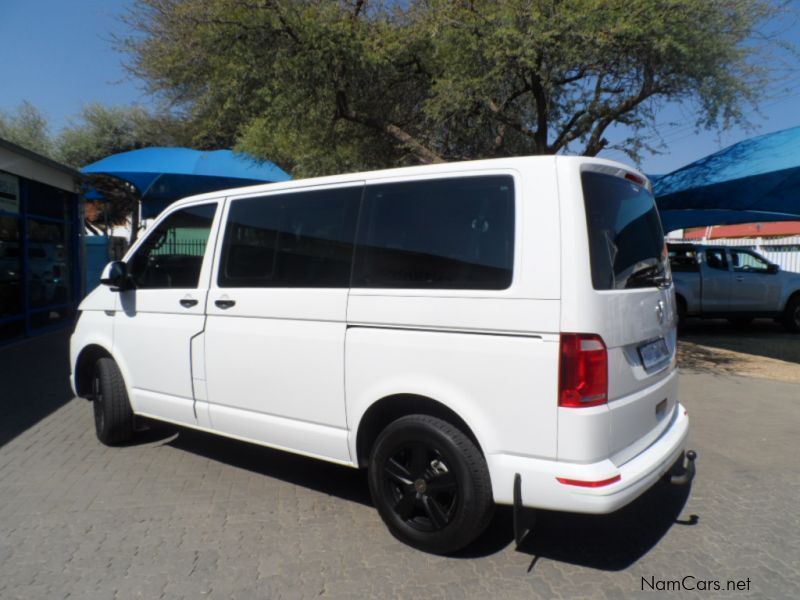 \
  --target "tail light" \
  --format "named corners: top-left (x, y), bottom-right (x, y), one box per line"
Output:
top-left (559, 333), bottom-right (608, 408)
